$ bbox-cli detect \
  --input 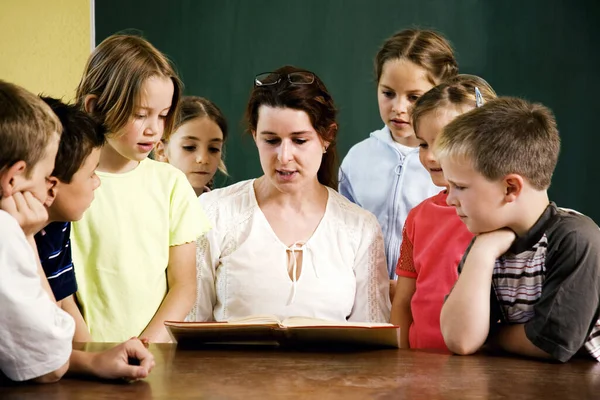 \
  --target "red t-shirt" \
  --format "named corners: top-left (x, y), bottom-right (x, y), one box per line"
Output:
top-left (396, 190), bottom-right (473, 349)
